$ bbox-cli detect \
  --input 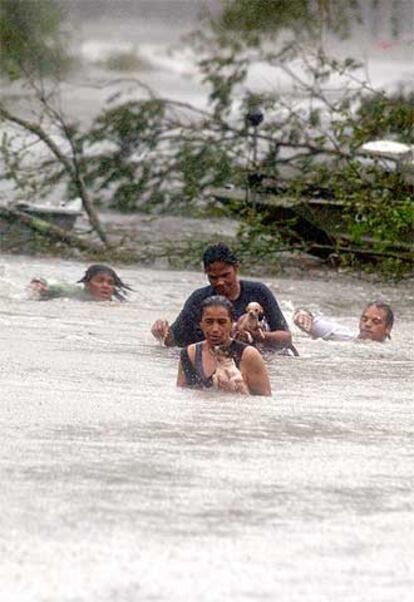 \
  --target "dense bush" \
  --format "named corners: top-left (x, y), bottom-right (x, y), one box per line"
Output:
top-left (356, 89), bottom-right (414, 144)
